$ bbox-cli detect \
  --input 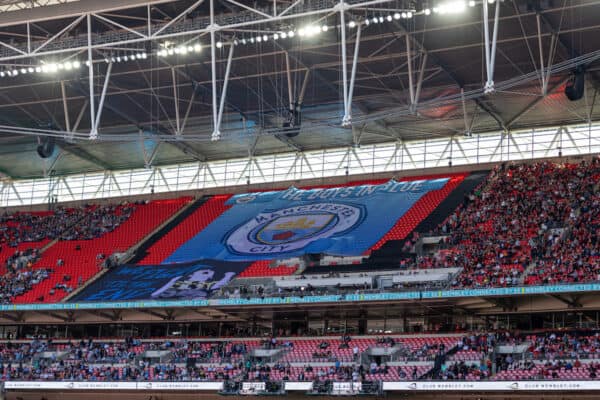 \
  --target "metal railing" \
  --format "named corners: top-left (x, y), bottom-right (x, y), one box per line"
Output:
top-left (1, 122), bottom-right (599, 207)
